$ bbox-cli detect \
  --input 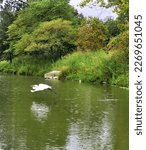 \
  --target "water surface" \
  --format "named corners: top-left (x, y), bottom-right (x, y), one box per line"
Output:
top-left (0, 75), bottom-right (128, 150)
